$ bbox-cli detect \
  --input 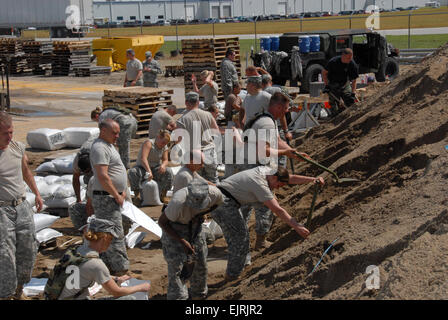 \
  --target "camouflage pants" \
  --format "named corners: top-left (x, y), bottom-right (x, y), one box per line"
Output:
top-left (68, 203), bottom-right (88, 231)
top-left (143, 81), bottom-right (158, 88)
top-left (210, 195), bottom-right (251, 278)
top-left (198, 148), bottom-right (218, 184)
top-left (0, 201), bottom-right (37, 298)
top-left (128, 165), bottom-right (173, 197)
top-left (161, 223), bottom-right (208, 300)
top-left (92, 195), bottom-right (129, 274)
top-left (116, 114), bottom-right (138, 169)
top-left (126, 80), bottom-right (143, 87)
top-left (236, 163), bottom-right (274, 236)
